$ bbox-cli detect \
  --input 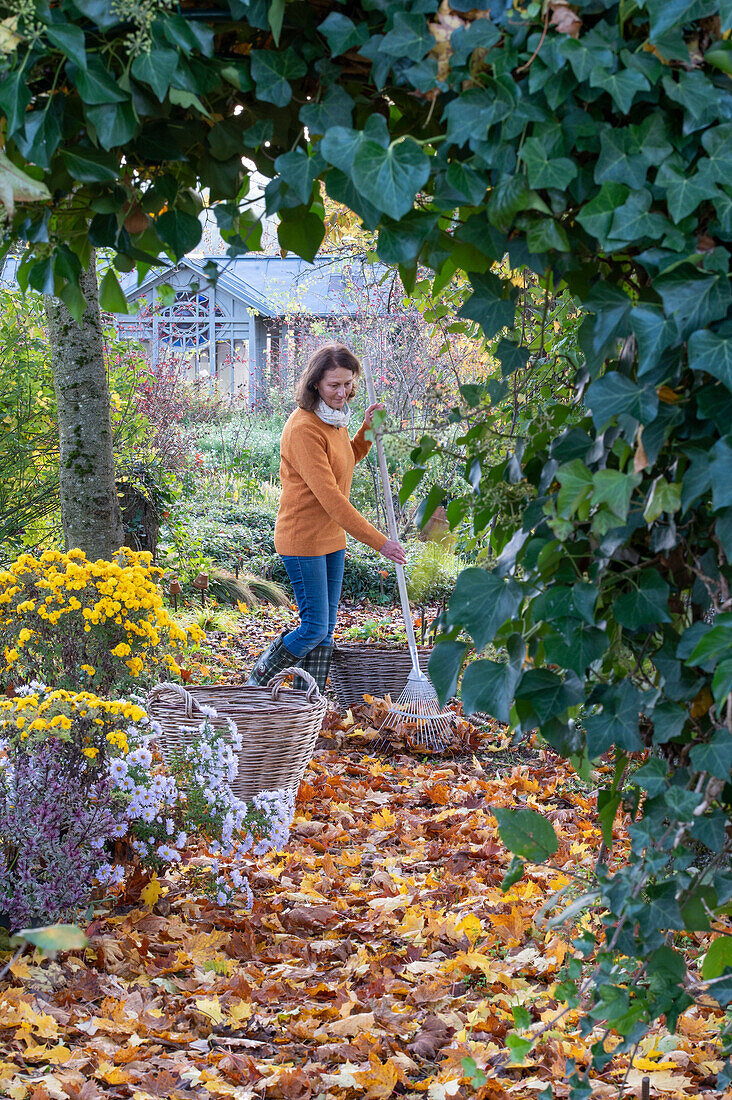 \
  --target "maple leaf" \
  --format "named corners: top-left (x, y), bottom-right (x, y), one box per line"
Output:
top-left (140, 873), bottom-right (163, 907)
top-left (354, 1054), bottom-right (400, 1100)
